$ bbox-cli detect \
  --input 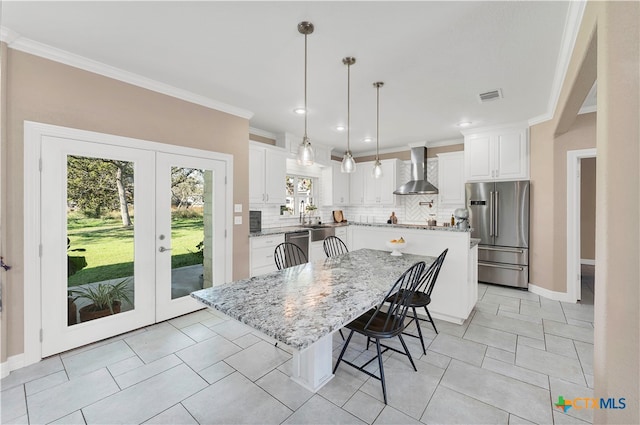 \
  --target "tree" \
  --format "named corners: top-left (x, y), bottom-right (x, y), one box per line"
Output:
top-left (170, 167), bottom-right (204, 208)
top-left (67, 156), bottom-right (133, 225)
